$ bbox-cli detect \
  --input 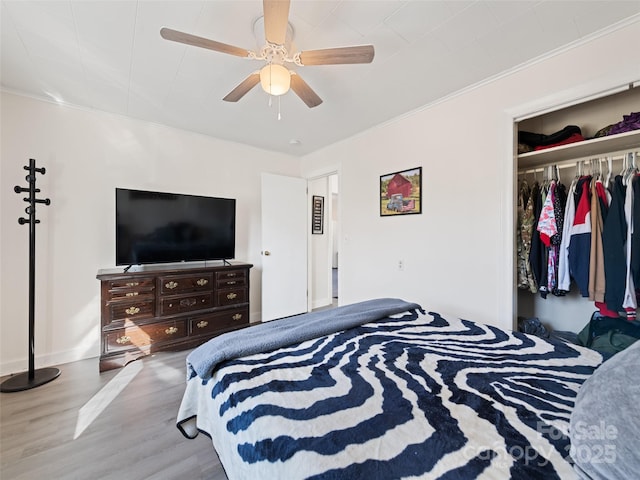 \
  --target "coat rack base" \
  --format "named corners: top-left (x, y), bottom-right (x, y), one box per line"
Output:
top-left (0, 367), bottom-right (61, 393)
